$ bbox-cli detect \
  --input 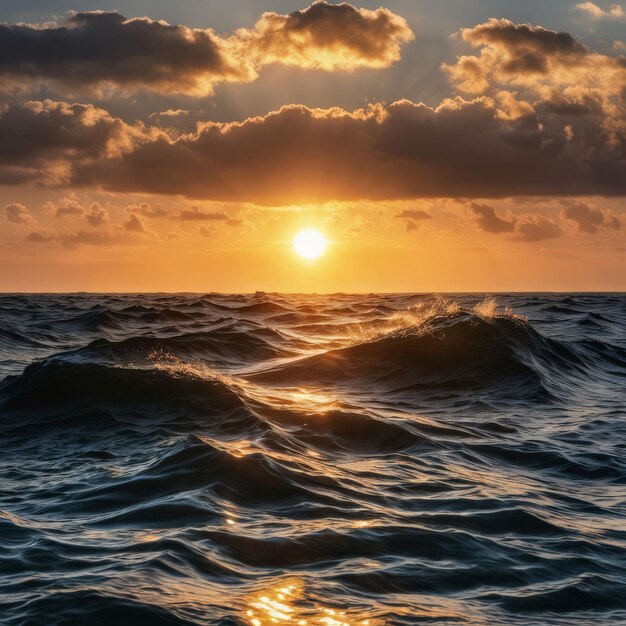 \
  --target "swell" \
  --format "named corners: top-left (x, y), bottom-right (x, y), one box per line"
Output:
top-left (249, 311), bottom-right (614, 401)
top-left (52, 323), bottom-right (293, 367)
top-left (1, 294), bottom-right (625, 626)
top-left (0, 360), bottom-right (254, 433)
top-left (0, 356), bottom-right (438, 458)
